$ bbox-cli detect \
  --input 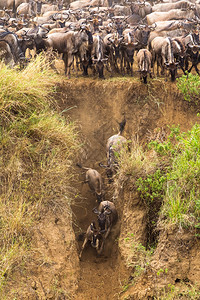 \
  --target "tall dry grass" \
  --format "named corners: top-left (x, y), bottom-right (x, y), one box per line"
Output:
top-left (0, 56), bottom-right (81, 293)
